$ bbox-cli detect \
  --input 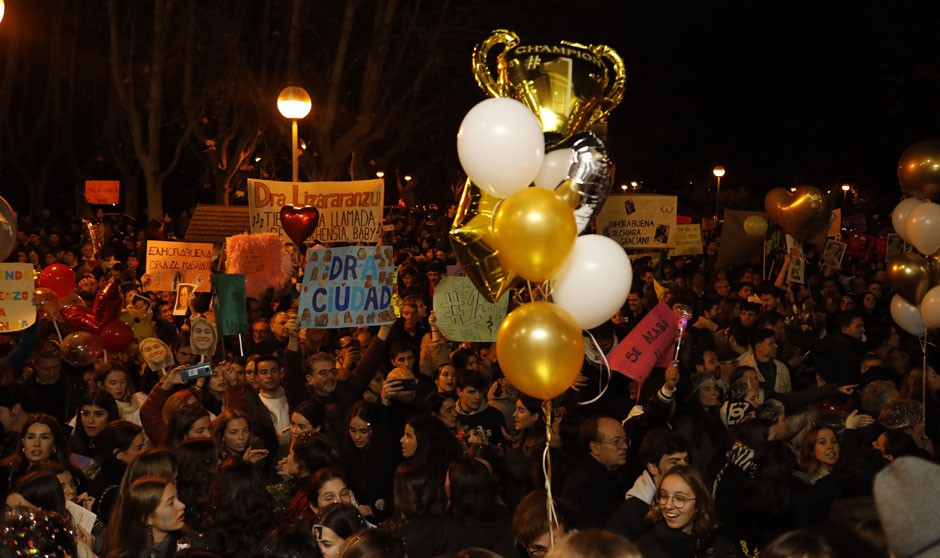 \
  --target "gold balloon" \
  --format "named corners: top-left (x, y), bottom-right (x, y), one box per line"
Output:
top-left (496, 302), bottom-right (584, 400)
top-left (898, 138), bottom-right (940, 201)
top-left (493, 187), bottom-right (577, 282)
top-left (0, 195), bottom-right (16, 262)
top-left (764, 186), bottom-right (832, 243)
top-left (472, 29), bottom-right (626, 147)
top-left (449, 179), bottom-right (522, 303)
top-left (743, 215), bottom-right (768, 237)
top-left (888, 252), bottom-right (940, 305)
